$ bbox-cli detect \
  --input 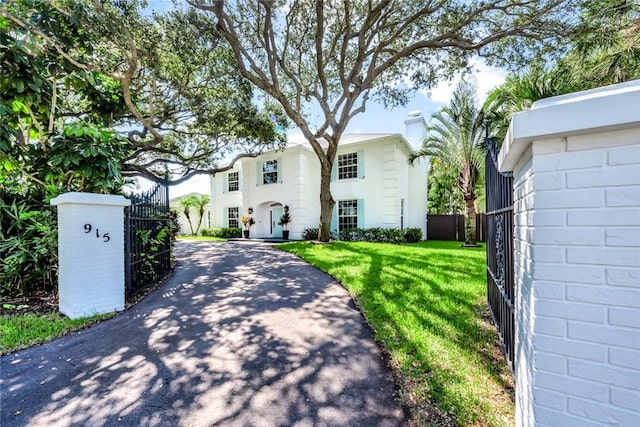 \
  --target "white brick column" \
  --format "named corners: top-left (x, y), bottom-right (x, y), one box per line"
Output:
top-left (51, 192), bottom-right (130, 319)
top-left (499, 80), bottom-right (640, 426)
